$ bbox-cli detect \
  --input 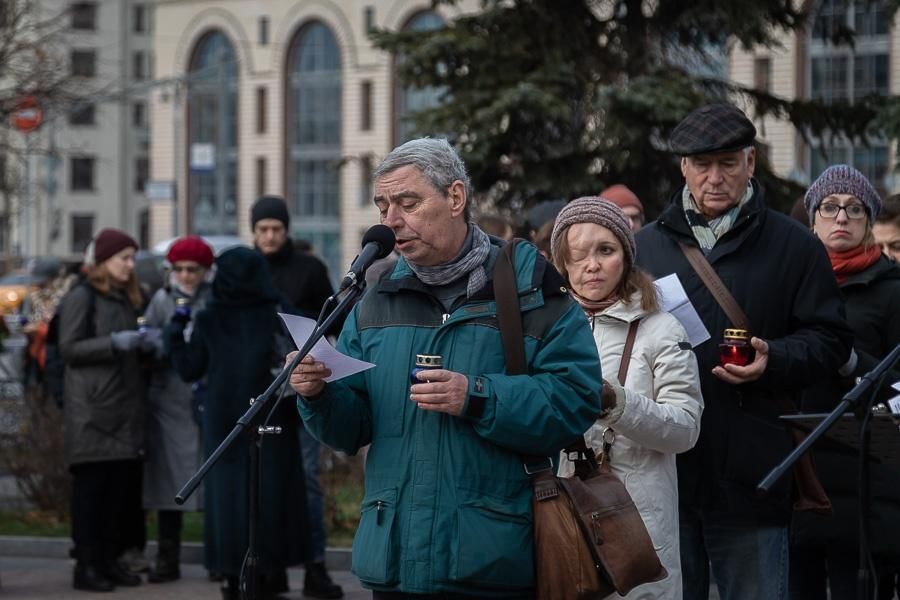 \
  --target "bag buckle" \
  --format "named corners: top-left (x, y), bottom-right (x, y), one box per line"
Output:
top-left (523, 457), bottom-right (553, 475)
top-left (601, 428), bottom-right (616, 446)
